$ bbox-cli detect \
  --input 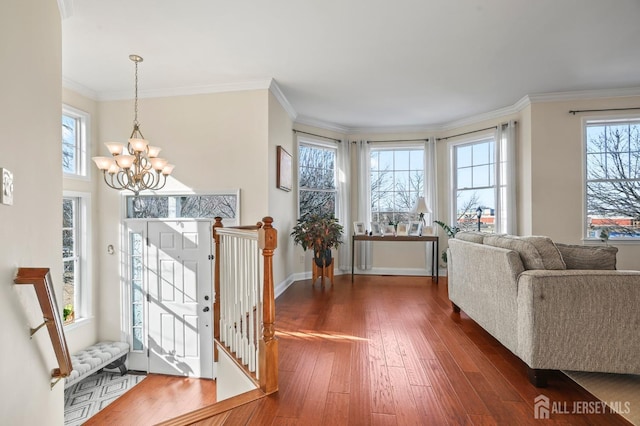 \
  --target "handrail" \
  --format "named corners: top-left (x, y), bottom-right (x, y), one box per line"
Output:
top-left (14, 267), bottom-right (72, 388)
top-left (212, 216), bottom-right (278, 394)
